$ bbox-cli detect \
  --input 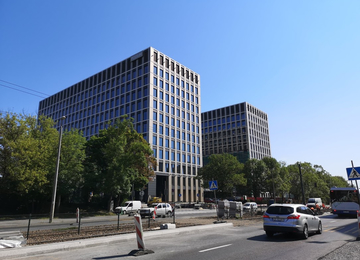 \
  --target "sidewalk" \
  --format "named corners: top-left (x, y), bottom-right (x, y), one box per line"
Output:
top-left (0, 222), bottom-right (232, 259)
